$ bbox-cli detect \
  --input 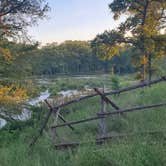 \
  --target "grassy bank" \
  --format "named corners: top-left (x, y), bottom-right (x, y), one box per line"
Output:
top-left (0, 76), bottom-right (166, 166)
